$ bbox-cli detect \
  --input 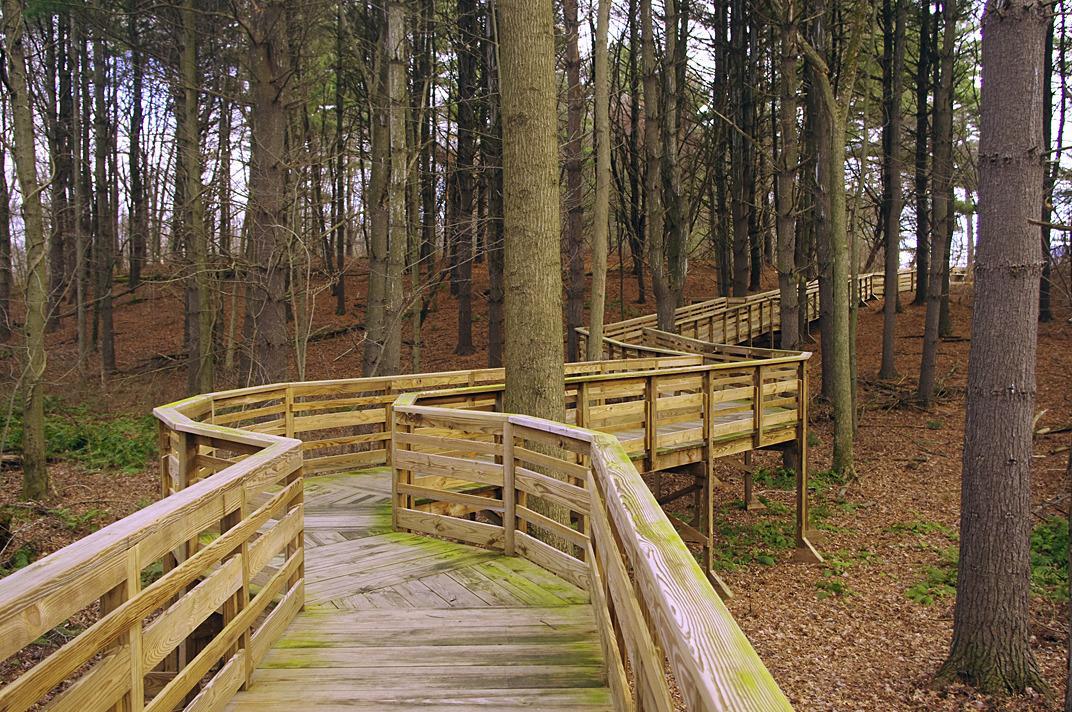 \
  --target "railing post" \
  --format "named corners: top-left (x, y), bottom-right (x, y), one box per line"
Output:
top-left (576, 381), bottom-right (590, 429)
top-left (384, 385), bottom-right (394, 467)
top-left (286, 464), bottom-right (305, 597)
top-left (102, 548), bottom-right (144, 712)
top-left (644, 375), bottom-right (657, 473)
top-left (220, 490), bottom-right (253, 689)
top-left (391, 409), bottom-right (410, 530)
top-left (752, 365), bottom-right (764, 449)
top-left (284, 386), bottom-right (295, 438)
top-left (502, 419), bottom-right (515, 556)
top-left (796, 365), bottom-right (810, 546)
